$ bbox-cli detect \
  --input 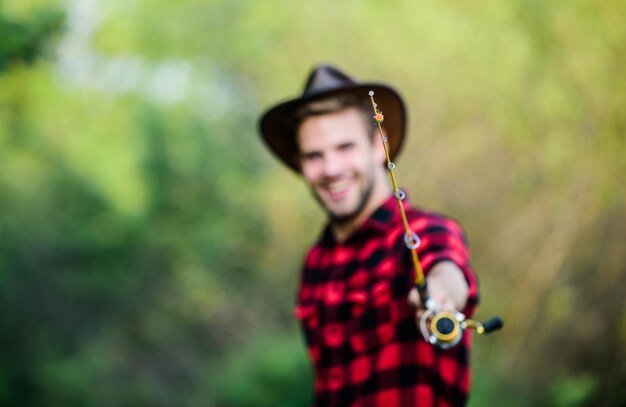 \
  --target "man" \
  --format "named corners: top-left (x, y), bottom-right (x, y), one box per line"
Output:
top-left (259, 65), bottom-right (479, 406)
